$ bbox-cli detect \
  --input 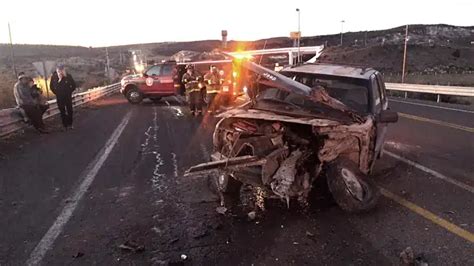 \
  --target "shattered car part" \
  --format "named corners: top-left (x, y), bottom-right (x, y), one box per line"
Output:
top-left (186, 60), bottom-right (397, 213)
top-left (270, 150), bottom-right (302, 207)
